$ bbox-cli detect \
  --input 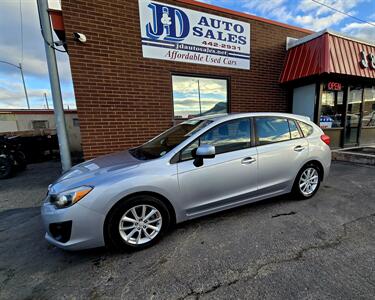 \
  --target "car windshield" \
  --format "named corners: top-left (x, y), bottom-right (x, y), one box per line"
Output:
top-left (129, 119), bottom-right (212, 160)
